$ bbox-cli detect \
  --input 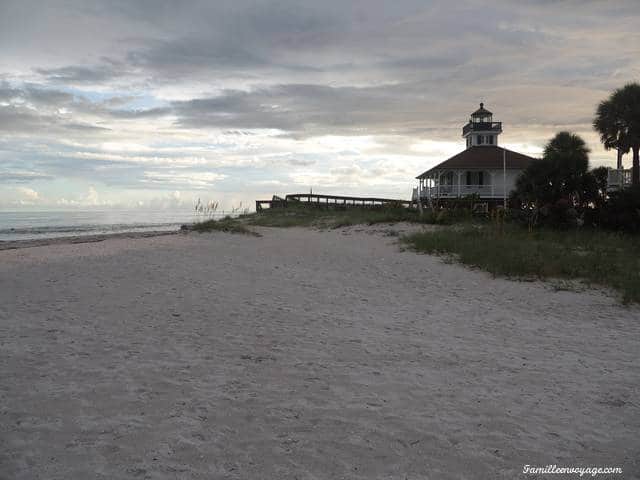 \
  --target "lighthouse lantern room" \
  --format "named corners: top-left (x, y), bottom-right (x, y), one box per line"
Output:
top-left (462, 103), bottom-right (503, 148)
